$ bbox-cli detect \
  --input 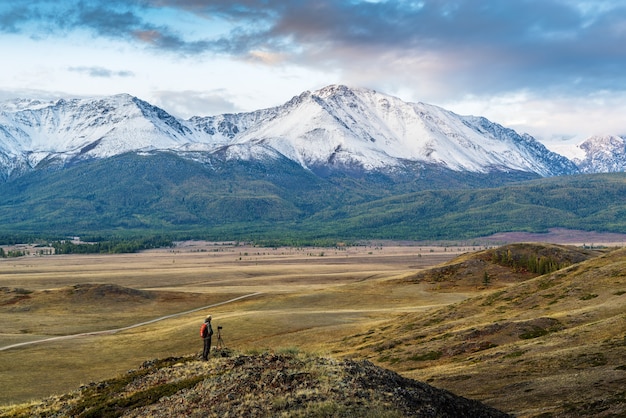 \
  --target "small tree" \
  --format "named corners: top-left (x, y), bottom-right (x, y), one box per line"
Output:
top-left (482, 271), bottom-right (490, 286)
